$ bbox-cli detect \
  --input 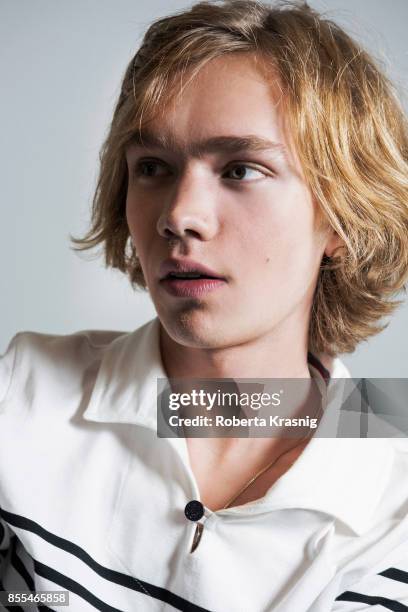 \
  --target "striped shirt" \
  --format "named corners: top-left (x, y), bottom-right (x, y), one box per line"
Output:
top-left (0, 317), bottom-right (408, 611)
